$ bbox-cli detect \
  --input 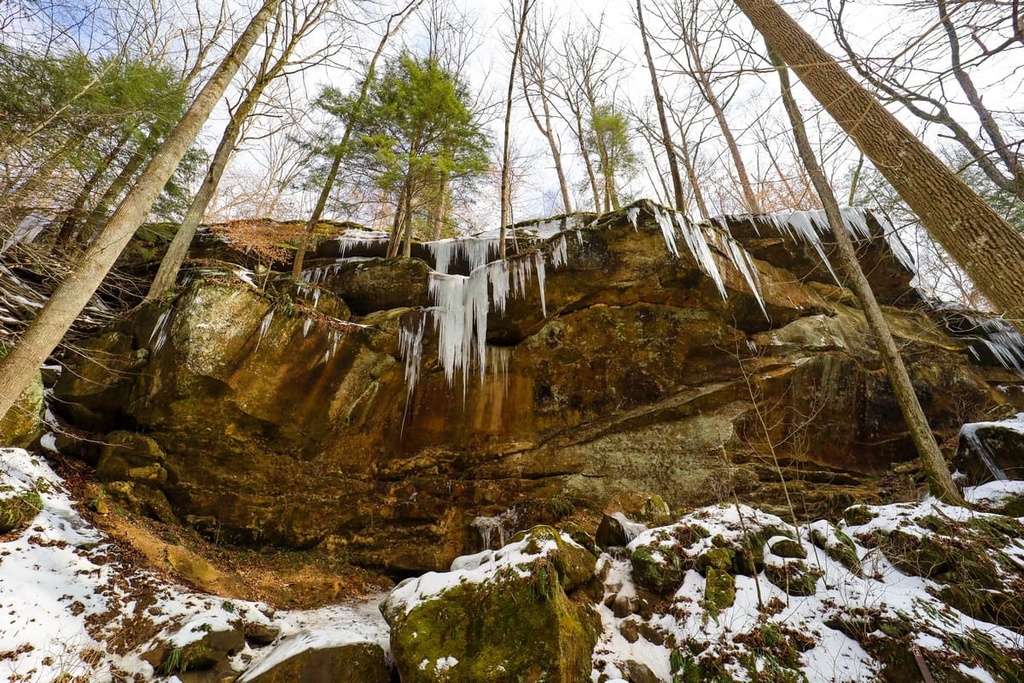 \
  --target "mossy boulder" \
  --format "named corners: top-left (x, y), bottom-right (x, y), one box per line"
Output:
top-left (241, 641), bottom-right (389, 683)
top-left (383, 527), bottom-right (599, 683)
top-left (630, 545), bottom-right (688, 595)
top-left (764, 559), bottom-right (820, 596)
top-left (703, 567), bottom-right (736, 614)
top-left (807, 522), bottom-right (861, 575)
